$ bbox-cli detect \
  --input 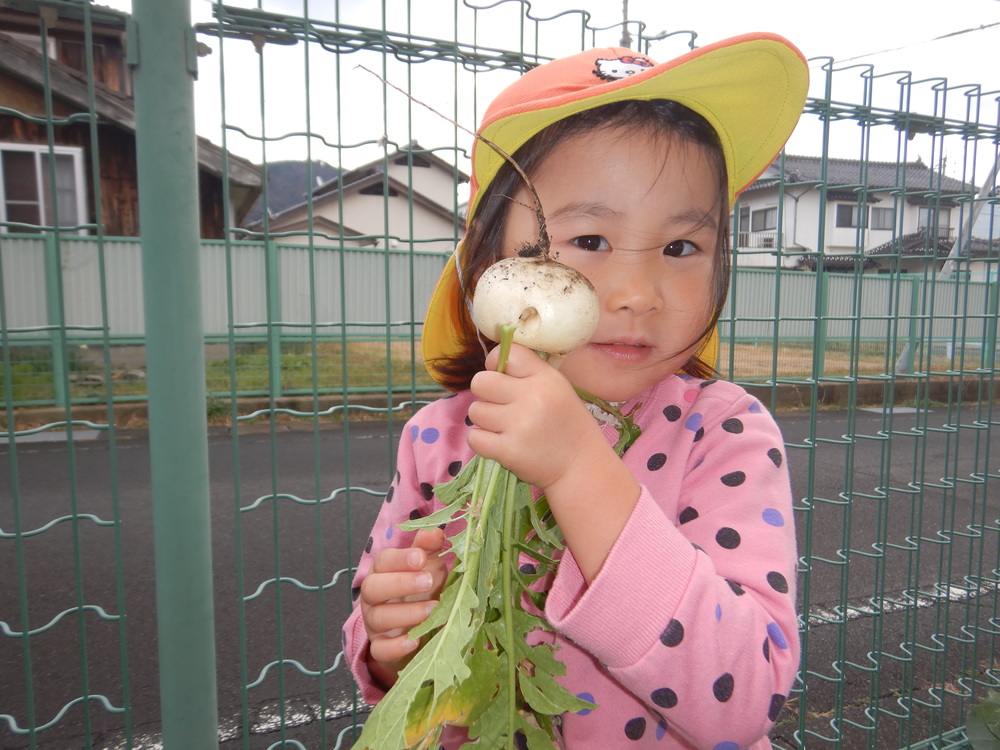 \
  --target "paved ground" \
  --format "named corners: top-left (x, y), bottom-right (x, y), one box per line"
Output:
top-left (1, 404), bottom-right (997, 749)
